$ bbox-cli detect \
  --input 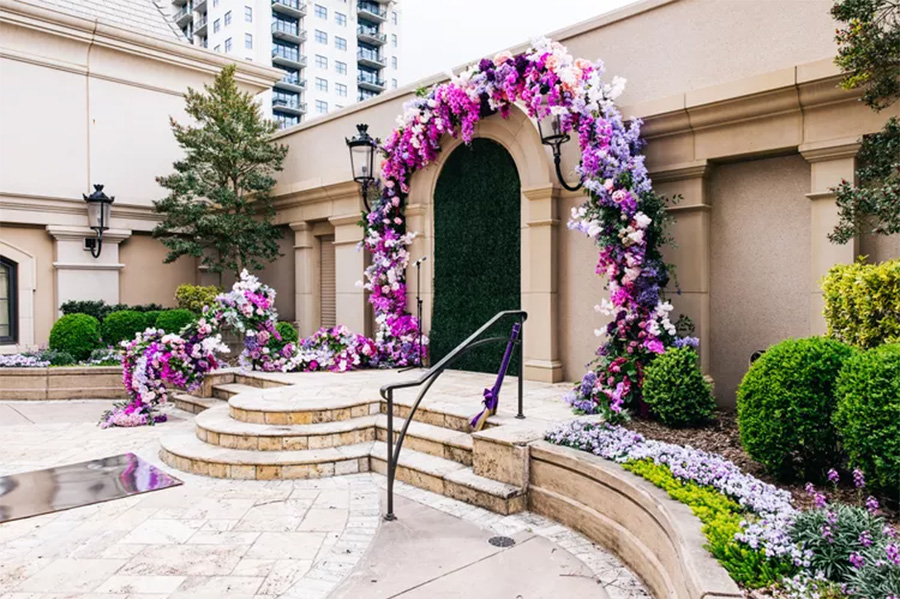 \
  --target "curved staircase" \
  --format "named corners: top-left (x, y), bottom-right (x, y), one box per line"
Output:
top-left (160, 374), bottom-right (530, 515)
